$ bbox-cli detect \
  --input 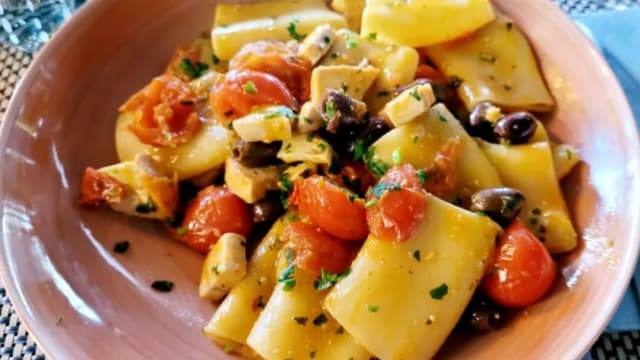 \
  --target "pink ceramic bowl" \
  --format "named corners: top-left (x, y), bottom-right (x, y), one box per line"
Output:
top-left (0, 1), bottom-right (638, 359)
